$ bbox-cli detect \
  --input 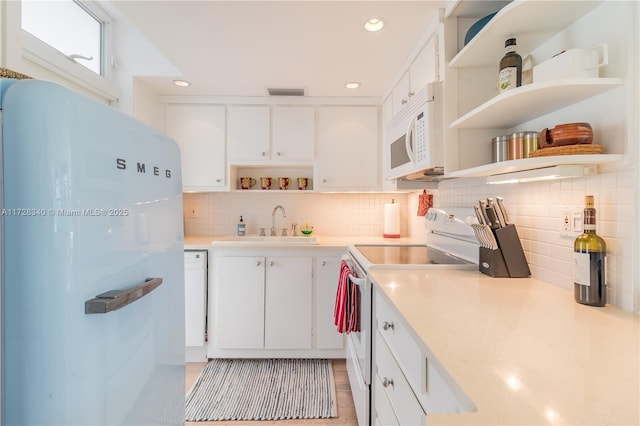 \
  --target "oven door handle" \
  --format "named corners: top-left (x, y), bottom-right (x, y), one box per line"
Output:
top-left (348, 273), bottom-right (366, 287)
